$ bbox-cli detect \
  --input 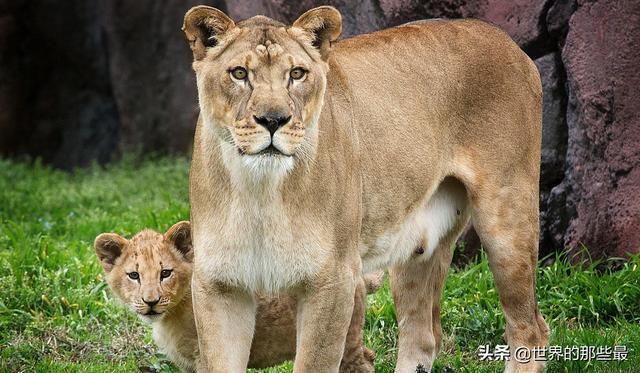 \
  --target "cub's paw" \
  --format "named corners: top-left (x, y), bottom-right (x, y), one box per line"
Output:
top-left (339, 347), bottom-right (376, 373)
